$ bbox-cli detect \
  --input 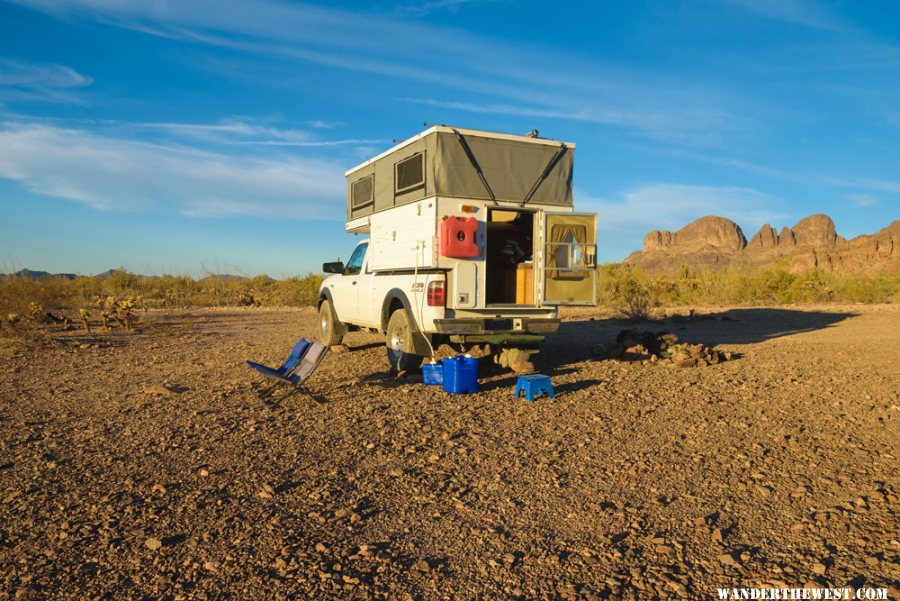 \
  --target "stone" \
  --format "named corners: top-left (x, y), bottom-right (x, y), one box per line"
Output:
top-left (717, 553), bottom-right (741, 568)
top-left (511, 361), bottom-right (535, 375)
top-left (145, 537), bottom-right (163, 551)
